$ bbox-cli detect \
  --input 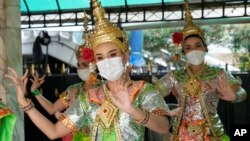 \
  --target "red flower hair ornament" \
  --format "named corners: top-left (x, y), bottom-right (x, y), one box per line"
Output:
top-left (81, 48), bottom-right (94, 63)
top-left (172, 32), bottom-right (183, 46)
top-left (171, 32), bottom-right (183, 62)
